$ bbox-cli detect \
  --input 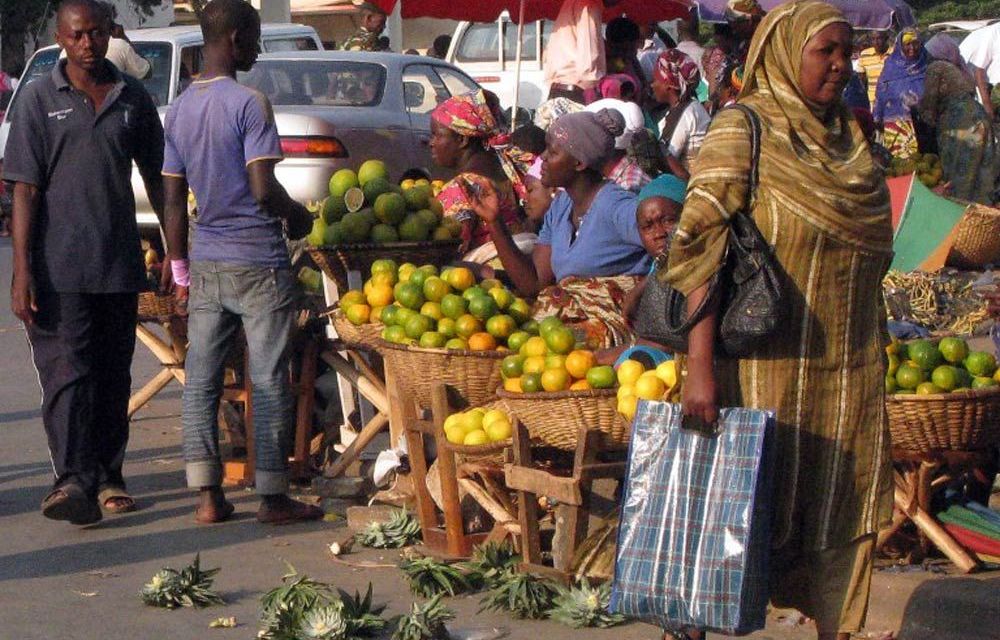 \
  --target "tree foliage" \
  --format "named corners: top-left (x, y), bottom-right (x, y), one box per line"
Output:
top-left (0, 0), bottom-right (164, 74)
top-left (912, 0), bottom-right (1000, 25)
